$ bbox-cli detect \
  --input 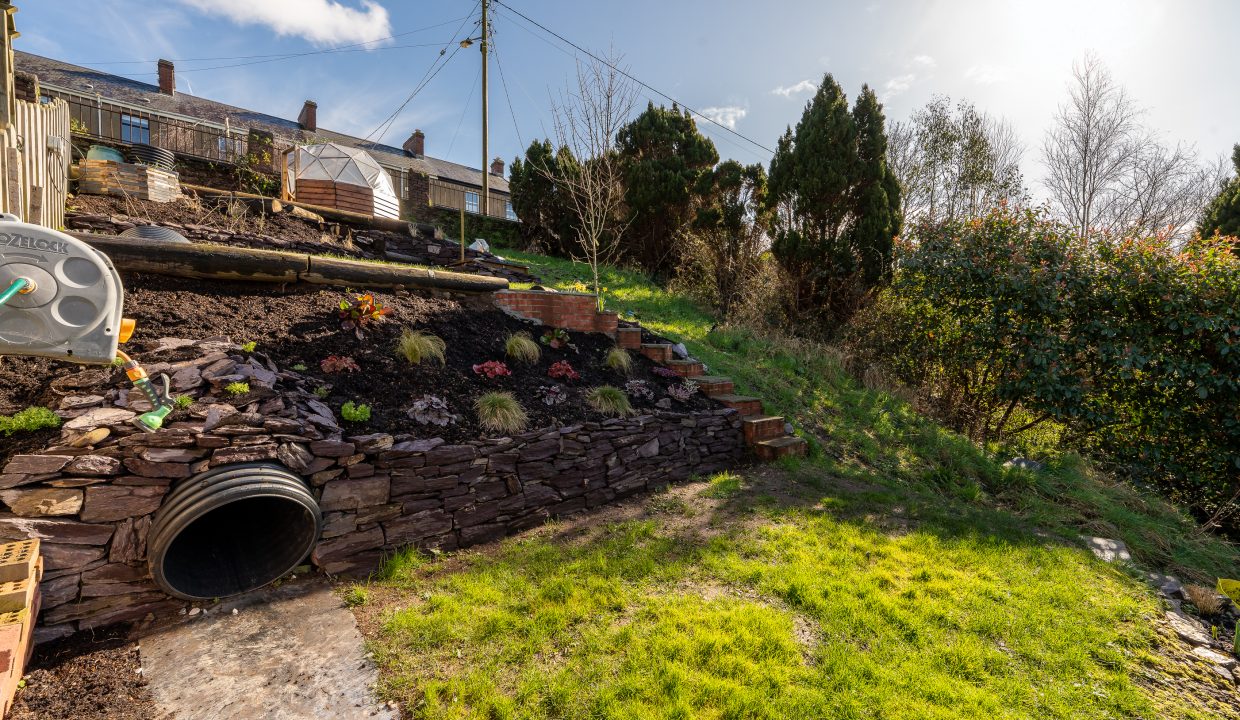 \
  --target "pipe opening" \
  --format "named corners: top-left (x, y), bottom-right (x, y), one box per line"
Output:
top-left (149, 463), bottom-right (321, 601)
